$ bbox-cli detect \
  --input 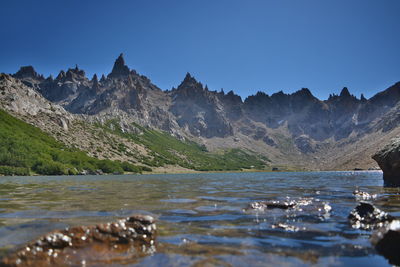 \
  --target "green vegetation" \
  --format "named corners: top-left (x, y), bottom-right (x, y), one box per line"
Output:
top-left (0, 109), bottom-right (147, 176)
top-left (0, 108), bottom-right (267, 176)
top-left (99, 120), bottom-right (267, 171)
